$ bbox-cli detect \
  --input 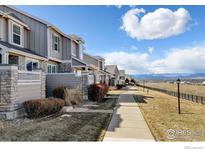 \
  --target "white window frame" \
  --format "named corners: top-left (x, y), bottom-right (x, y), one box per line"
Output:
top-left (52, 33), bottom-right (60, 53)
top-left (11, 22), bottom-right (23, 47)
top-left (25, 58), bottom-right (39, 72)
top-left (47, 64), bottom-right (57, 74)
